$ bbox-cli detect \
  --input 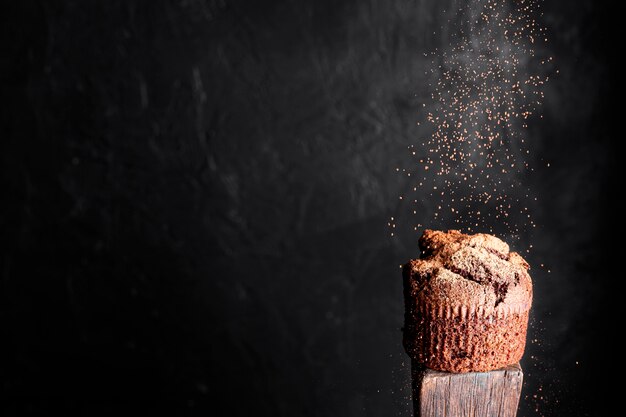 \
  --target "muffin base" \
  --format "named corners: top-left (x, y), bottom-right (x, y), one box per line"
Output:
top-left (404, 308), bottom-right (529, 373)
